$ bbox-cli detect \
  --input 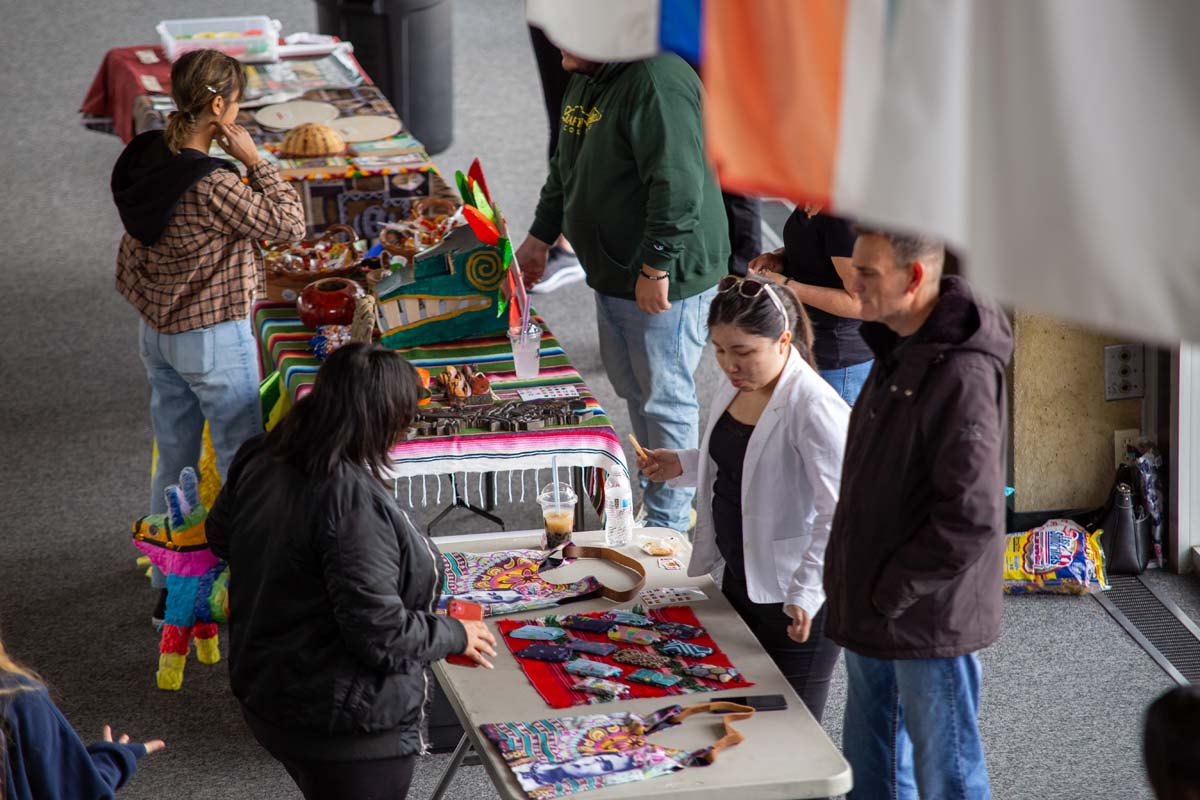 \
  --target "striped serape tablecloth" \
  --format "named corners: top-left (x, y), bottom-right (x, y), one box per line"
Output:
top-left (253, 302), bottom-right (629, 514)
